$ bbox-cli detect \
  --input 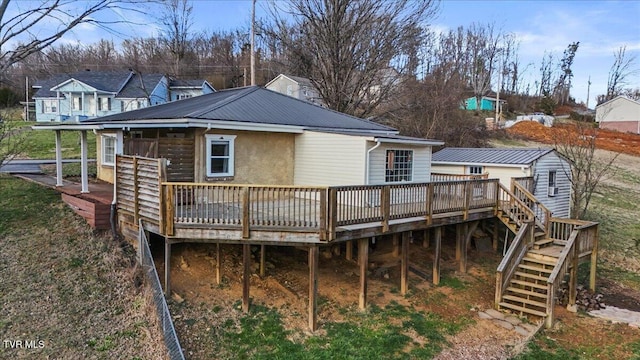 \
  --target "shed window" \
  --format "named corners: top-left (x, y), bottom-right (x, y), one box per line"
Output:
top-left (206, 134), bottom-right (236, 177)
top-left (385, 149), bottom-right (413, 182)
top-left (548, 170), bottom-right (558, 196)
top-left (102, 135), bottom-right (116, 166)
top-left (467, 165), bottom-right (483, 175)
